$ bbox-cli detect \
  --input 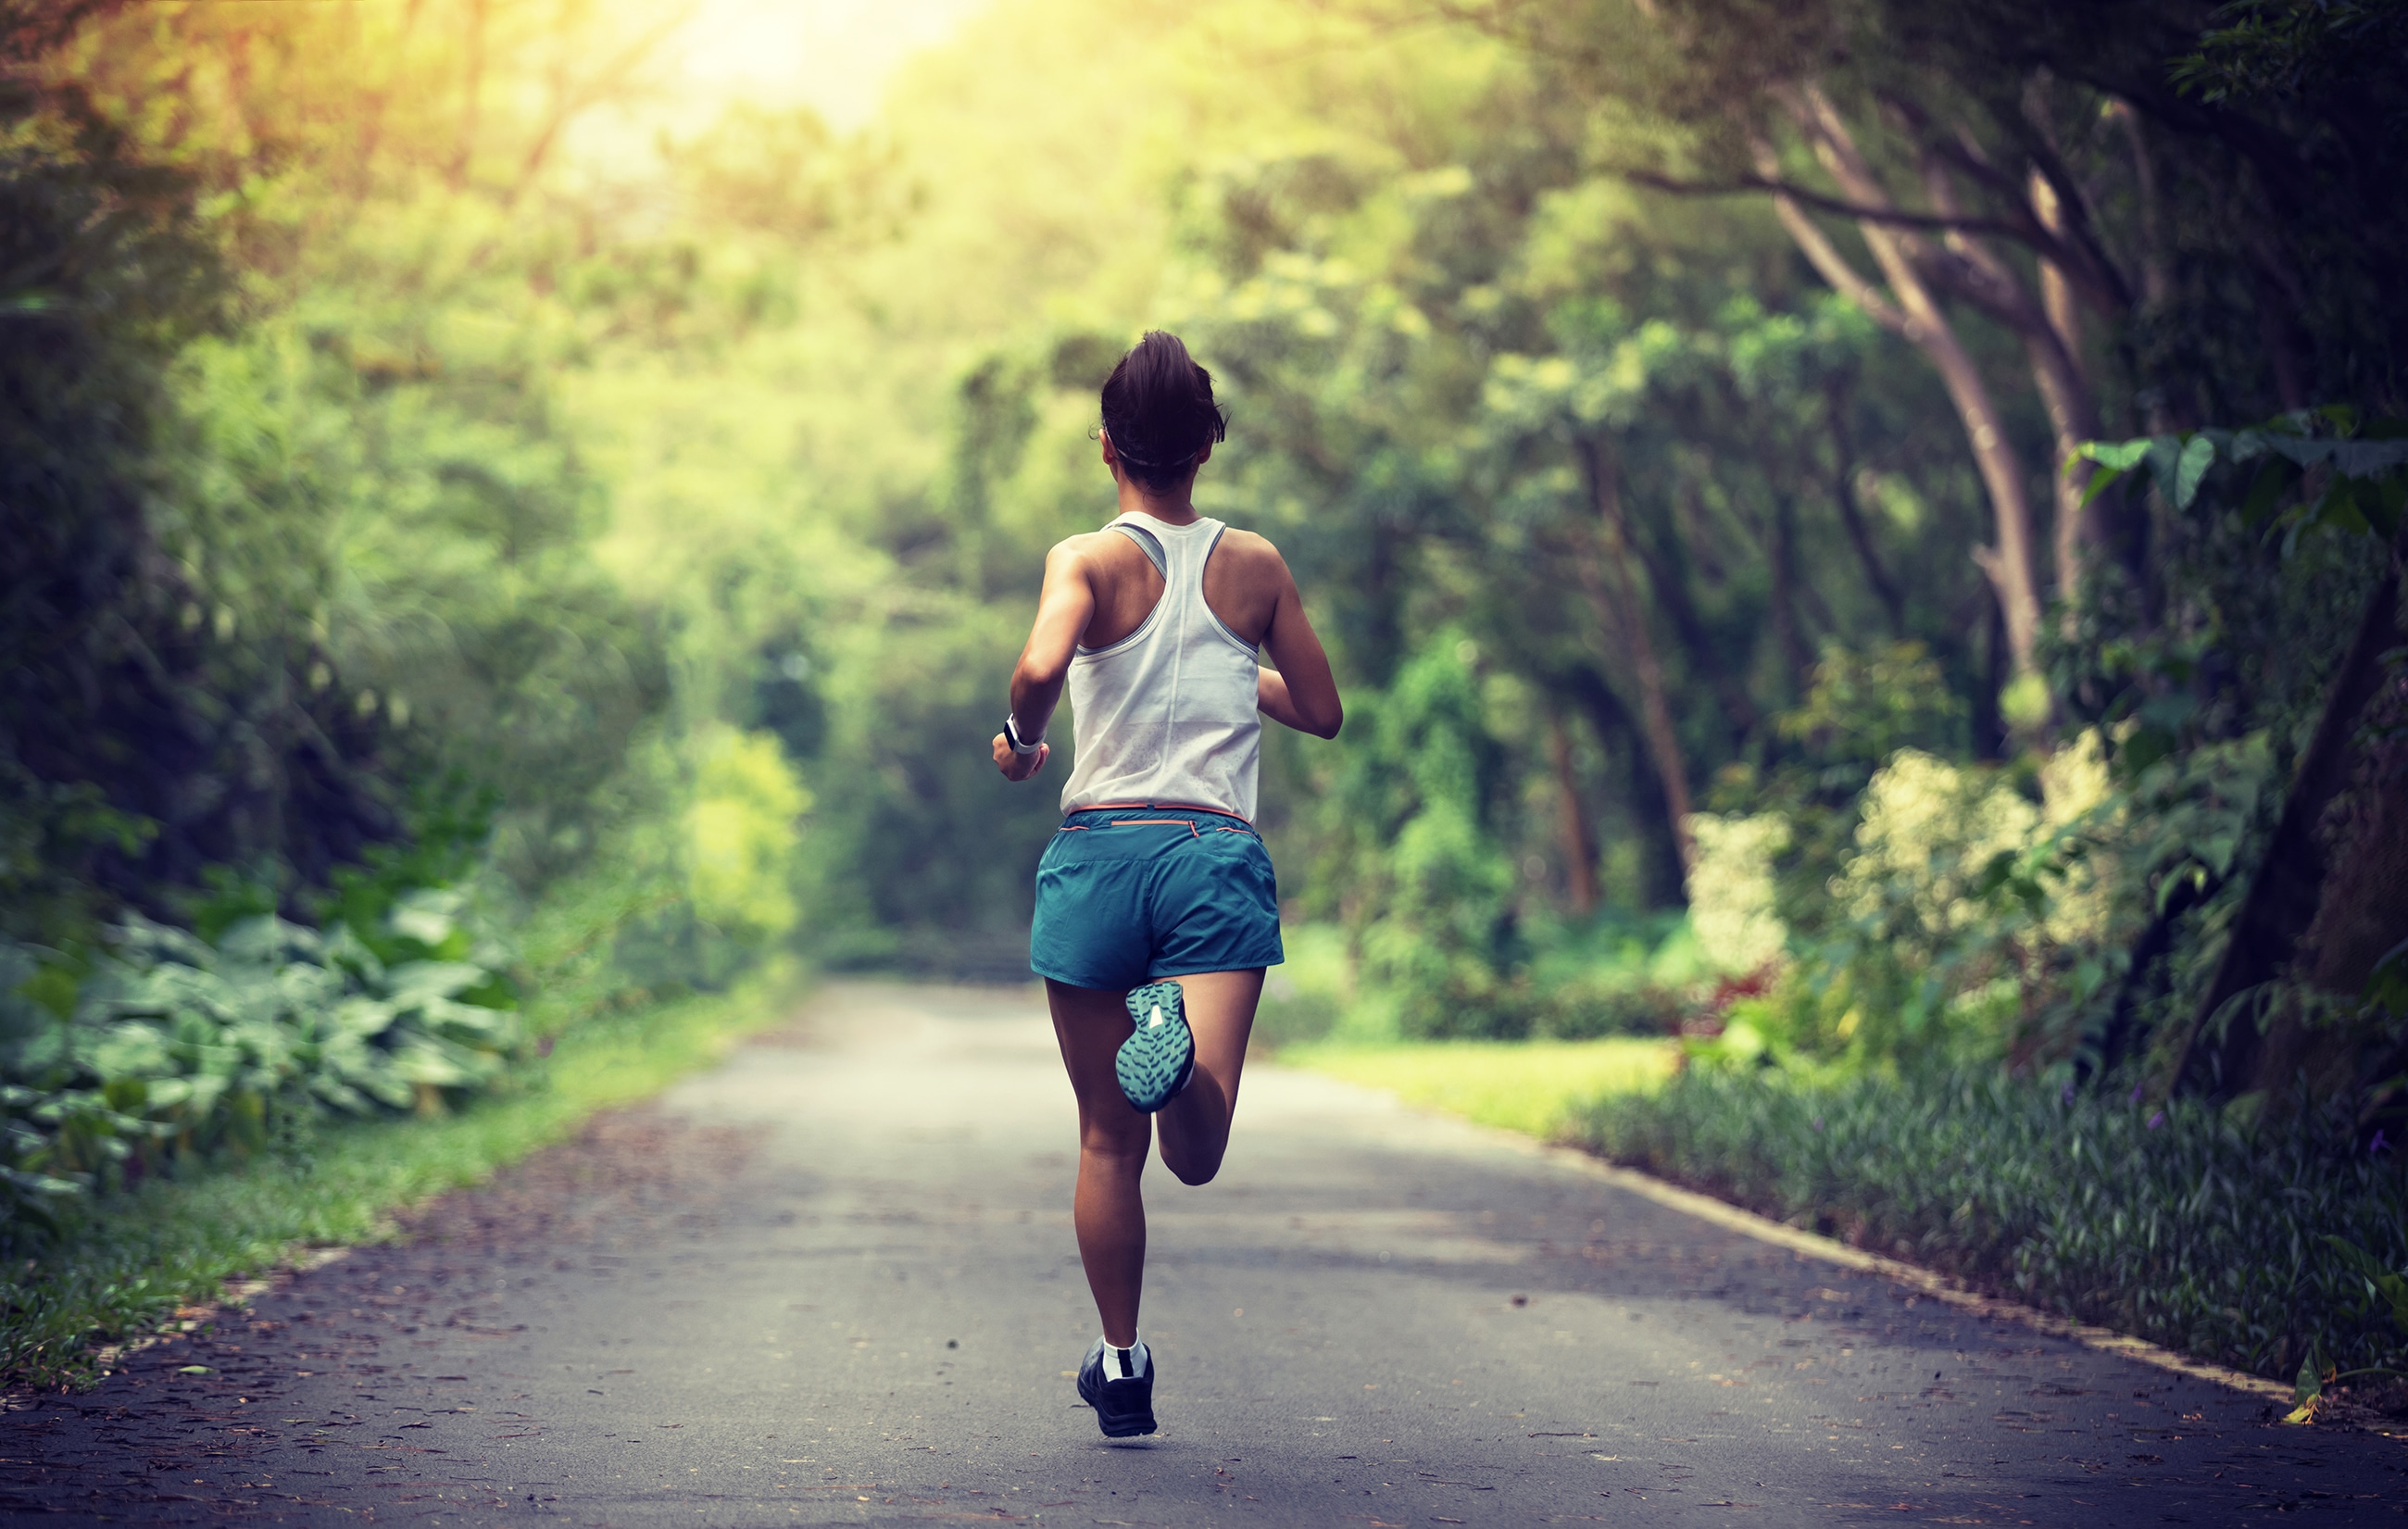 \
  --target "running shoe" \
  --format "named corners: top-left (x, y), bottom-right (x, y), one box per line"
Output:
top-left (1116, 981), bottom-right (1194, 1113)
top-left (1077, 1338), bottom-right (1159, 1437)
